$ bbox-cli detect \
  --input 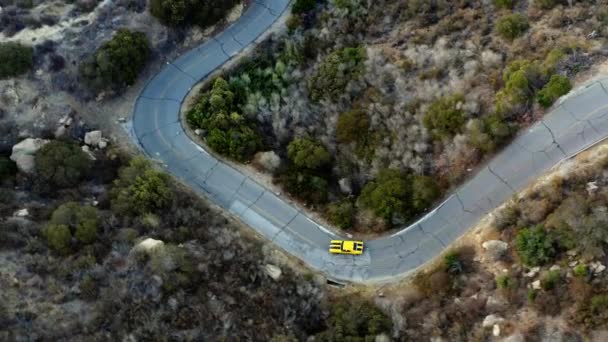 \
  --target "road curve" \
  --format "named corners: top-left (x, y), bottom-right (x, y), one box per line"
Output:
top-left (132, 0), bottom-right (608, 283)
